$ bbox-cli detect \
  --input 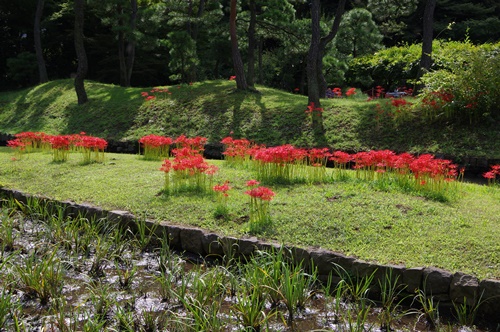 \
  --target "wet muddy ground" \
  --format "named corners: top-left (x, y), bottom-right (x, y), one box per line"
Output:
top-left (0, 202), bottom-right (495, 331)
